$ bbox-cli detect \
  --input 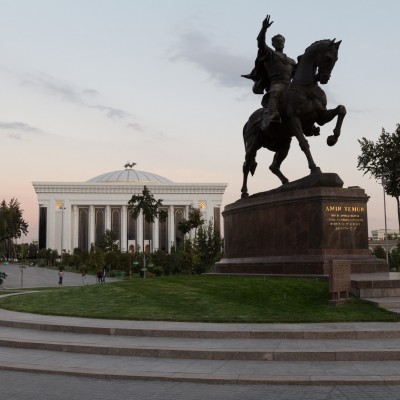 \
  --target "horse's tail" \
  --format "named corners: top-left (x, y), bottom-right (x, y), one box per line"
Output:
top-left (243, 108), bottom-right (263, 148)
top-left (243, 122), bottom-right (248, 150)
top-left (243, 108), bottom-right (264, 159)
